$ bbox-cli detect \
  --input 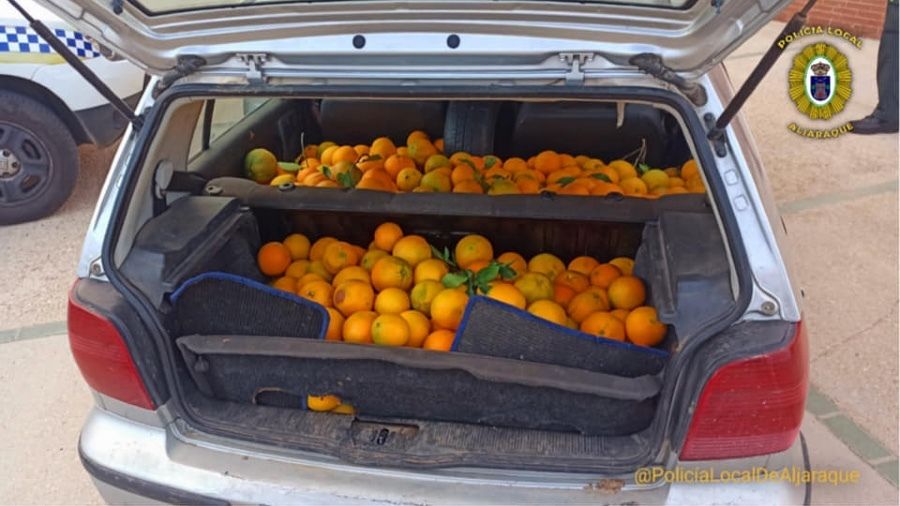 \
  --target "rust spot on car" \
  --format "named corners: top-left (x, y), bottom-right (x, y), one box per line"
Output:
top-left (584, 478), bottom-right (625, 494)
